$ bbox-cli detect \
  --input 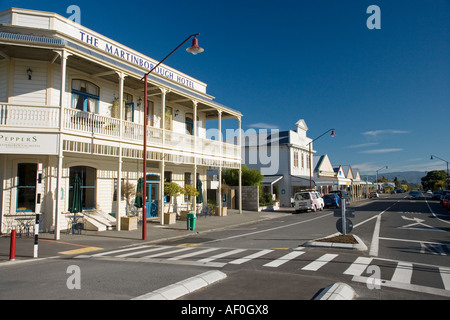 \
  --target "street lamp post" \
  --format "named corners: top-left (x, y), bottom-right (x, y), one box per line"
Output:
top-left (430, 155), bottom-right (449, 176)
top-left (141, 34), bottom-right (203, 240)
top-left (308, 129), bottom-right (335, 189)
top-left (376, 165), bottom-right (388, 192)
